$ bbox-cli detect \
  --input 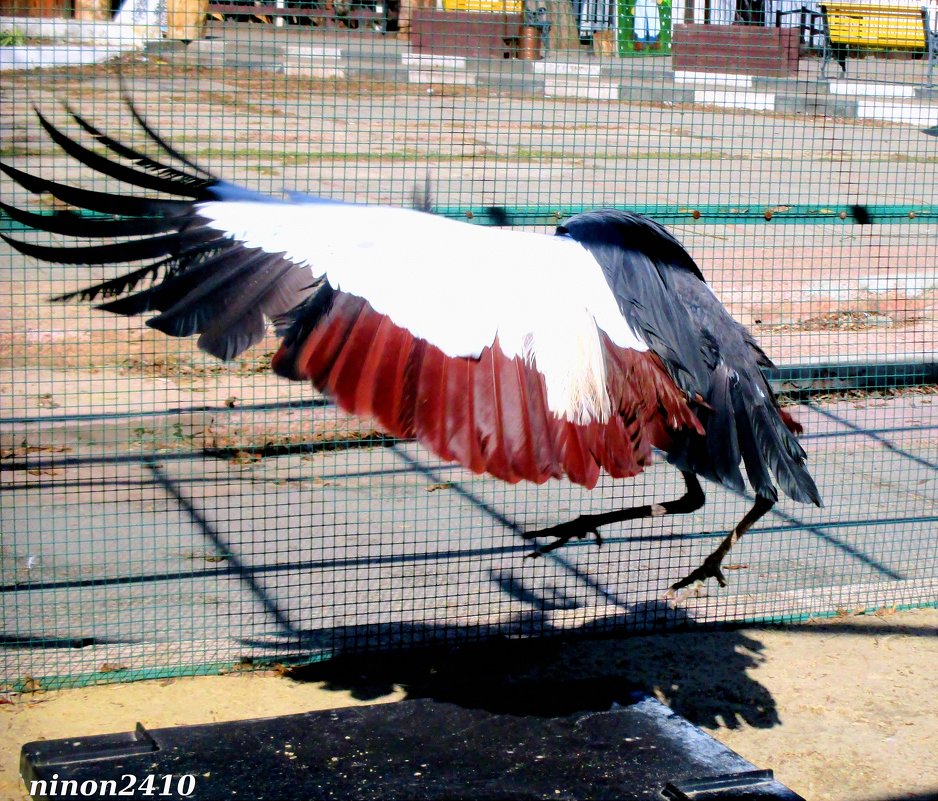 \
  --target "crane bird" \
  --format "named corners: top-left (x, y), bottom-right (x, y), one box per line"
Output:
top-left (0, 104), bottom-right (822, 598)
